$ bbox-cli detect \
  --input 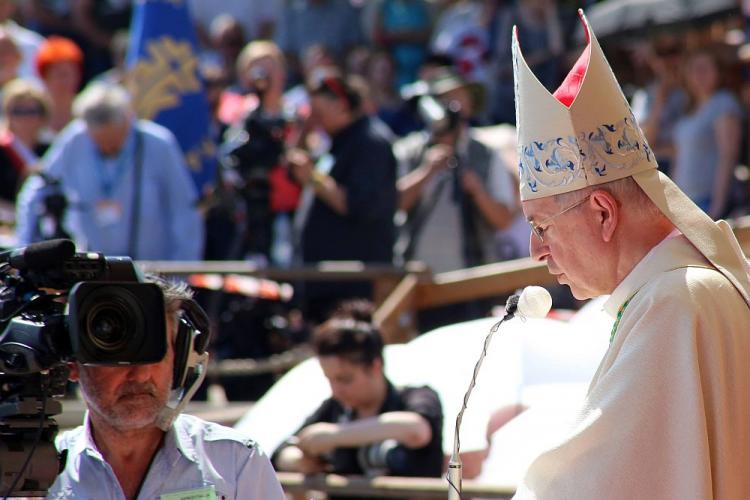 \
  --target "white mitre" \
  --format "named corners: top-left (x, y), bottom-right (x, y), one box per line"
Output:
top-left (513, 10), bottom-right (750, 307)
